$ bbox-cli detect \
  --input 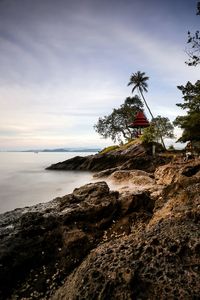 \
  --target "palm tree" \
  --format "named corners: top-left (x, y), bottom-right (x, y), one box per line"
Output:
top-left (127, 71), bottom-right (154, 120)
top-left (127, 71), bottom-right (166, 149)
